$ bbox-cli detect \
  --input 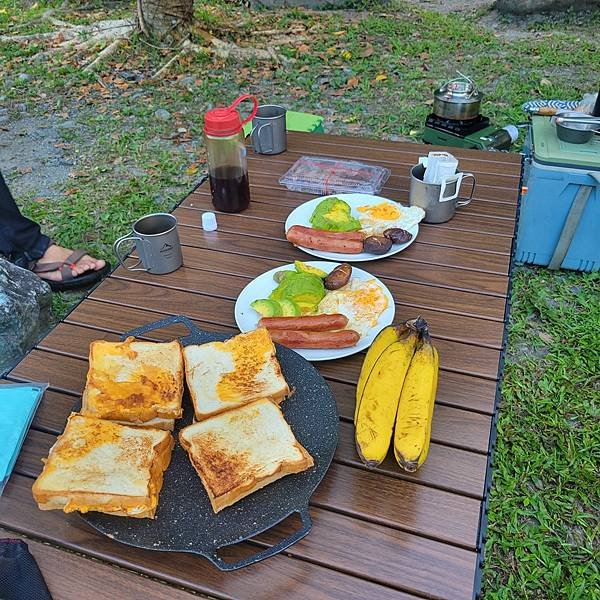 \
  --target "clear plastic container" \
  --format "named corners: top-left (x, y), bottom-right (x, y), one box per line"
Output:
top-left (279, 156), bottom-right (391, 195)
